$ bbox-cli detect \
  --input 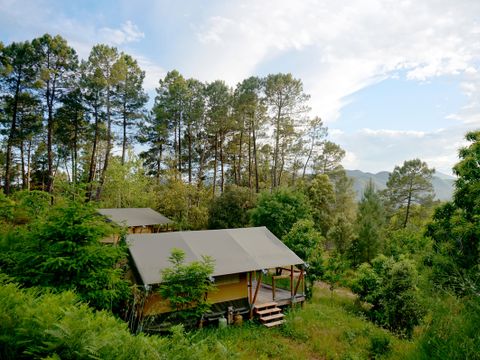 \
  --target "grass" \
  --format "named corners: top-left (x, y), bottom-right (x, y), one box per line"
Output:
top-left (196, 285), bottom-right (415, 359)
